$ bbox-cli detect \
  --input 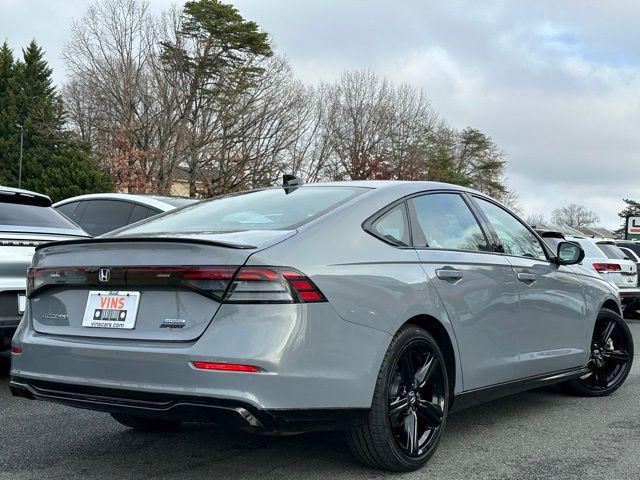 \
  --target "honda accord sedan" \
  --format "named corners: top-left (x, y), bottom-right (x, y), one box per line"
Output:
top-left (10, 180), bottom-right (633, 471)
